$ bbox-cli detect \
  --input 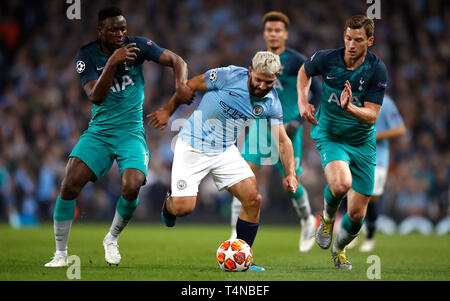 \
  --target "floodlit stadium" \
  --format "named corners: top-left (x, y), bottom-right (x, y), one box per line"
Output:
top-left (0, 0), bottom-right (448, 294)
